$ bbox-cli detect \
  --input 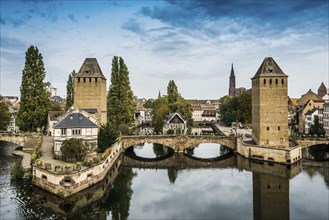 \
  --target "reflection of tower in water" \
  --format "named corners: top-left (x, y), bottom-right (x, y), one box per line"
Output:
top-left (253, 173), bottom-right (289, 220)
